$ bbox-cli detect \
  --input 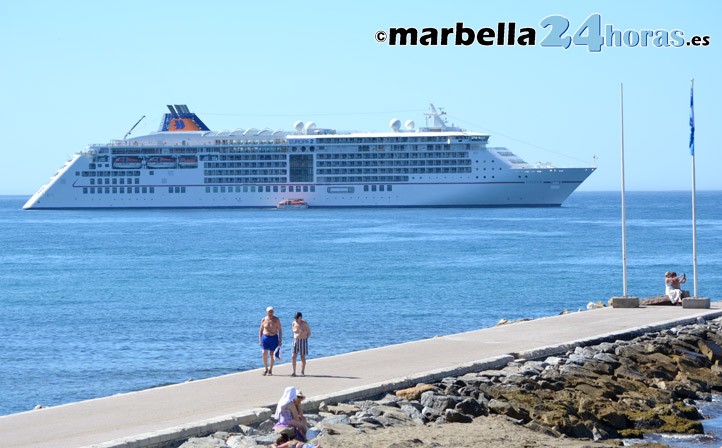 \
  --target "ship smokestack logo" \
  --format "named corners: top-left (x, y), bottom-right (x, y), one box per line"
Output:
top-left (159, 105), bottom-right (210, 132)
